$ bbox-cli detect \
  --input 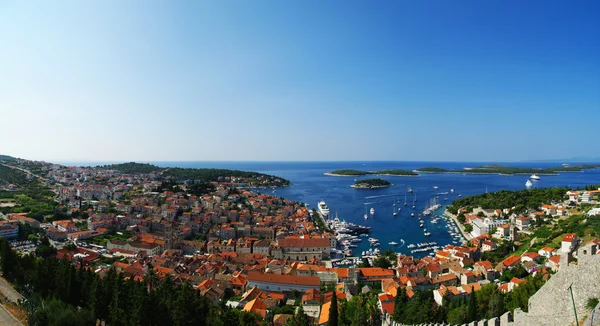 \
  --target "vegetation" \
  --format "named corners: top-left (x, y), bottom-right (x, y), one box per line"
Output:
top-left (329, 169), bottom-right (369, 176)
top-left (351, 178), bottom-right (391, 189)
top-left (417, 164), bottom-right (600, 175)
top-left (392, 274), bottom-right (547, 325)
top-left (586, 297), bottom-right (599, 310)
top-left (328, 169), bottom-right (417, 176)
top-left (0, 164), bottom-right (30, 186)
top-left (84, 230), bottom-right (134, 246)
top-left (0, 154), bottom-right (17, 161)
top-left (97, 162), bottom-right (292, 187)
top-left (447, 187), bottom-right (572, 214)
top-left (0, 237), bottom-right (262, 326)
